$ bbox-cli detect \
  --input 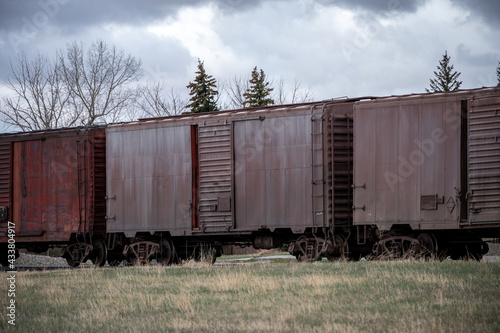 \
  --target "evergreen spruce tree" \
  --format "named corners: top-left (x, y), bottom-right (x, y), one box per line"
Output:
top-left (496, 61), bottom-right (500, 87)
top-left (426, 51), bottom-right (462, 92)
top-left (186, 59), bottom-right (218, 113)
top-left (243, 66), bottom-right (274, 108)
